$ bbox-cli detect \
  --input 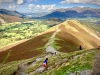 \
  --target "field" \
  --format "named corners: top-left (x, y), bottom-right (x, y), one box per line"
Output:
top-left (0, 19), bottom-right (63, 50)
top-left (1, 18), bottom-right (100, 50)
top-left (0, 18), bottom-right (100, 75)
top-left (0, 19), bottom-right (100, 62)
top-left (0, 20), bottom-right (48, 49)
